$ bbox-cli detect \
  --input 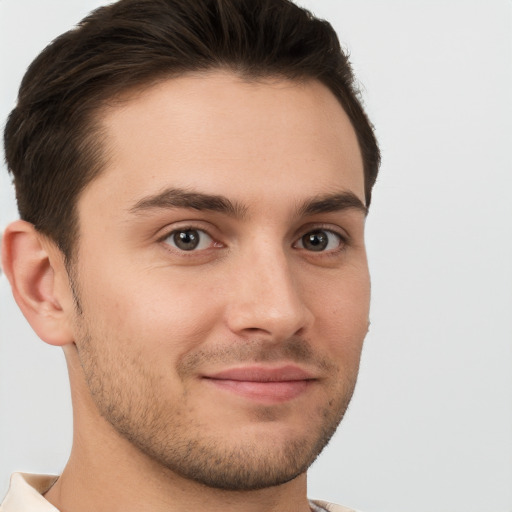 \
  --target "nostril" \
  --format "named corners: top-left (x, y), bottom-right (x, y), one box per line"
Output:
top-left (243, 326), bottom-right (272, 335)
top-left (294, 326), bottom-right (306, 337)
